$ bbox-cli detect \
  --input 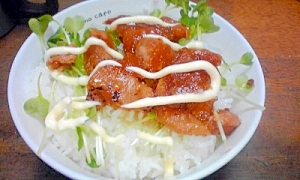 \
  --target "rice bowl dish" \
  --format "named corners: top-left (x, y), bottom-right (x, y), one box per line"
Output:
top-left (8, 0), bottom-right (265, 179)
